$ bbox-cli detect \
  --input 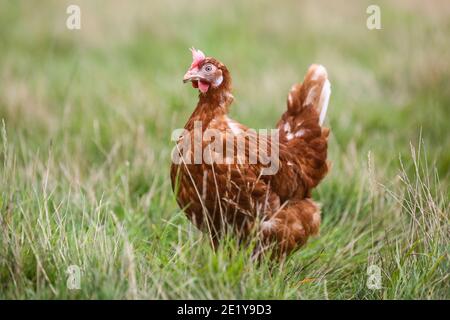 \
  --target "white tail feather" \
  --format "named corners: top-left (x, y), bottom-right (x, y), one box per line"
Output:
top-left (318, 78), bottom-right (330, 126)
